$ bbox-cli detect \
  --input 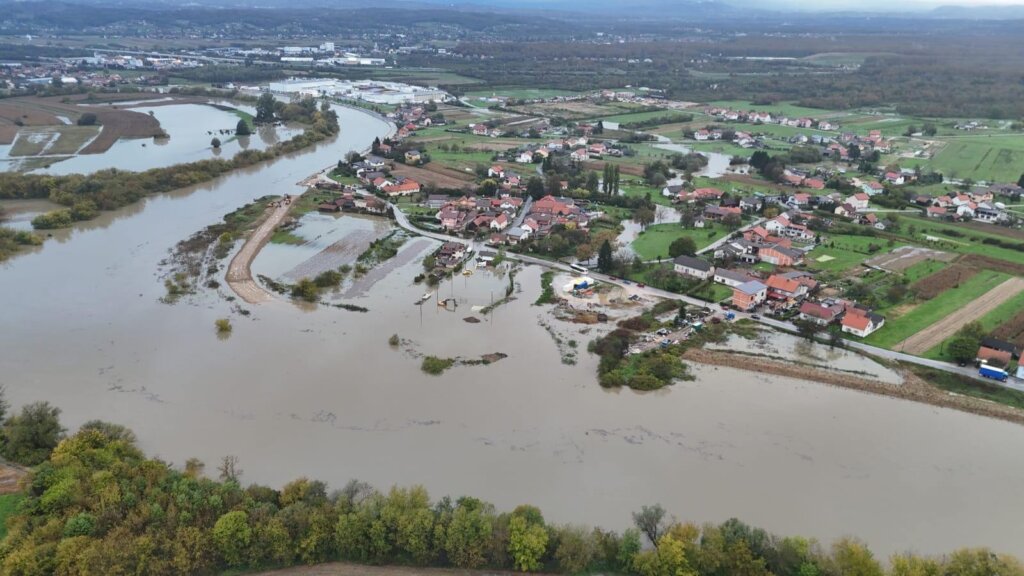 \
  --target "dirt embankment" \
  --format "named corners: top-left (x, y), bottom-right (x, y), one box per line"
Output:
top-left (227, 202), bottom-right (293, 304)
top-left (252, 562), bottom-right (557, 576)
top-left (684, 348), bottom-right (1024, 426)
